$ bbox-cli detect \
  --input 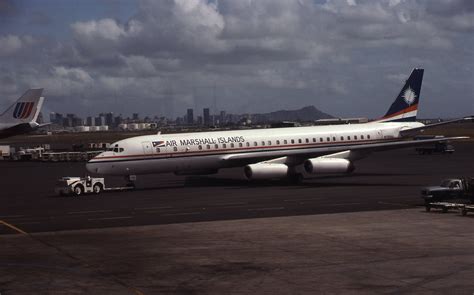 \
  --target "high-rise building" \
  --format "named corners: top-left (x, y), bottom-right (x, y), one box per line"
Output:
top-left (220, 111), bottom-right (226, 125)
top-left (86, 116), bottom-right (95, 126)
top-left (94, 117), bottom-right (102, 126)
top-left (65, 114), bottom-right (75, 127)
top-left (187, 108), bottom-right (194, 125)
top-left (105, 112), bottom-right (114, 127)
top-left (50, 112), bottom-right (63, 125)
top-left (114, 115), bottom-right (123, 127)
top-left (203, 108), bottom-right (210, 126)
